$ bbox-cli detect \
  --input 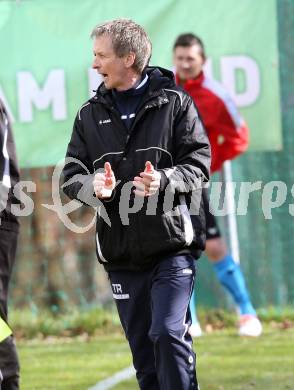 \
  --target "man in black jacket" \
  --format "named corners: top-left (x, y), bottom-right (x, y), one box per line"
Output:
top-left (0, 99), bottom-right (20, 390)
top-left (63, 19), bottom-right (210, 390)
